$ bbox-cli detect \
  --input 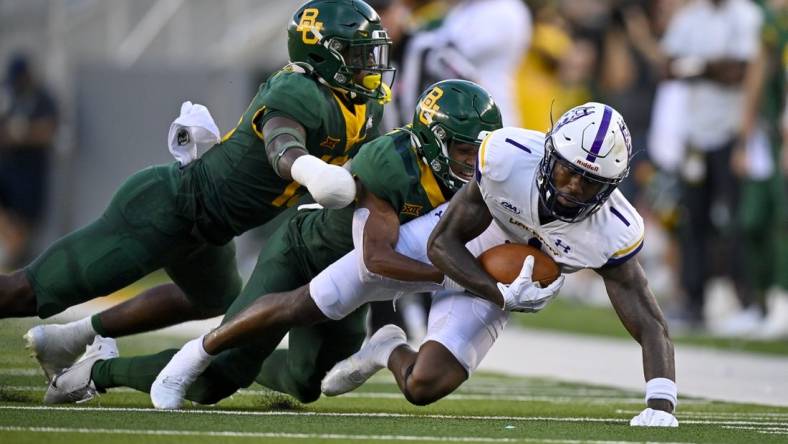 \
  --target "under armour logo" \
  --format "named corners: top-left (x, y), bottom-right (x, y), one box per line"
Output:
top-left (554, 238), bottom-right (571, 254)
